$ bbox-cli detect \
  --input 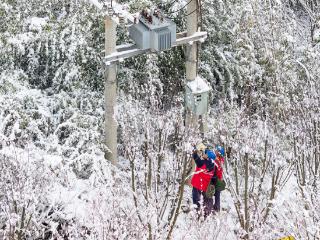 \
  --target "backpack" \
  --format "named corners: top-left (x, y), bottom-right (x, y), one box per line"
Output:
top-left (215, 178), bottom-right (226, 191)
top-left (213, 159), bottom-right (226, 191)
